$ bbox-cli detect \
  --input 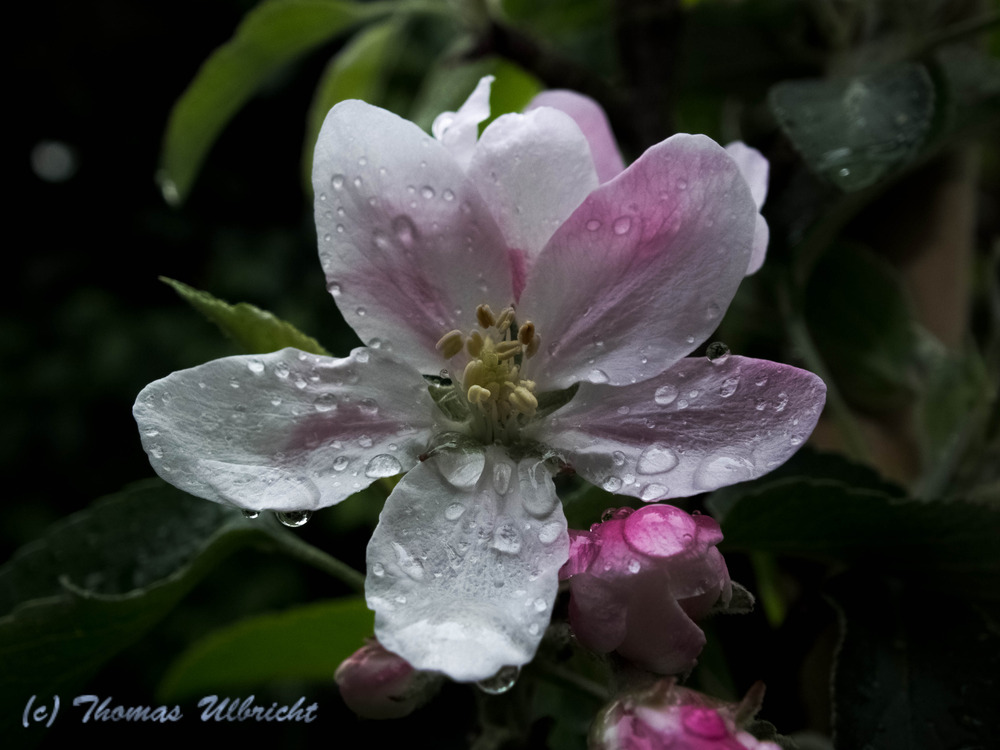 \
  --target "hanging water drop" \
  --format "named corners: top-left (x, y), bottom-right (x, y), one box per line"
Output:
top-left (706, 341), bottom-right (730, 363)
top-left (241, 509), bottom-right (259, 520)
top-left (476, 665), bottom-right (521, 695)
top-left (275, 510), bottom-right (312, 528)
